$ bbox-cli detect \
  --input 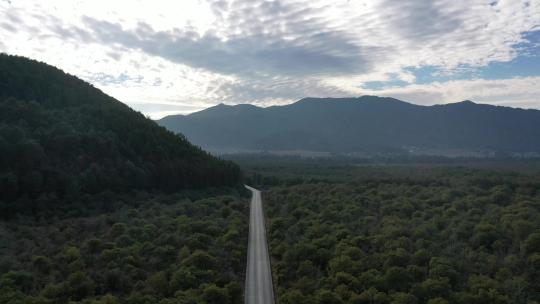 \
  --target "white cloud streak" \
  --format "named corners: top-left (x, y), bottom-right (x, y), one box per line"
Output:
top-left (1, 0), bottom-right (539, 118)
top-left (361, 76), bottom-right (540, 108)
